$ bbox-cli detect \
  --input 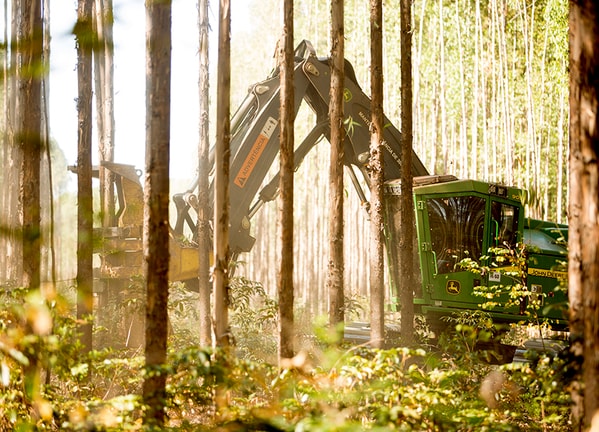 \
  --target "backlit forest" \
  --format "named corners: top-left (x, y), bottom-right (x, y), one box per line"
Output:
top-left (2, 0), bottom-right (591, 430)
